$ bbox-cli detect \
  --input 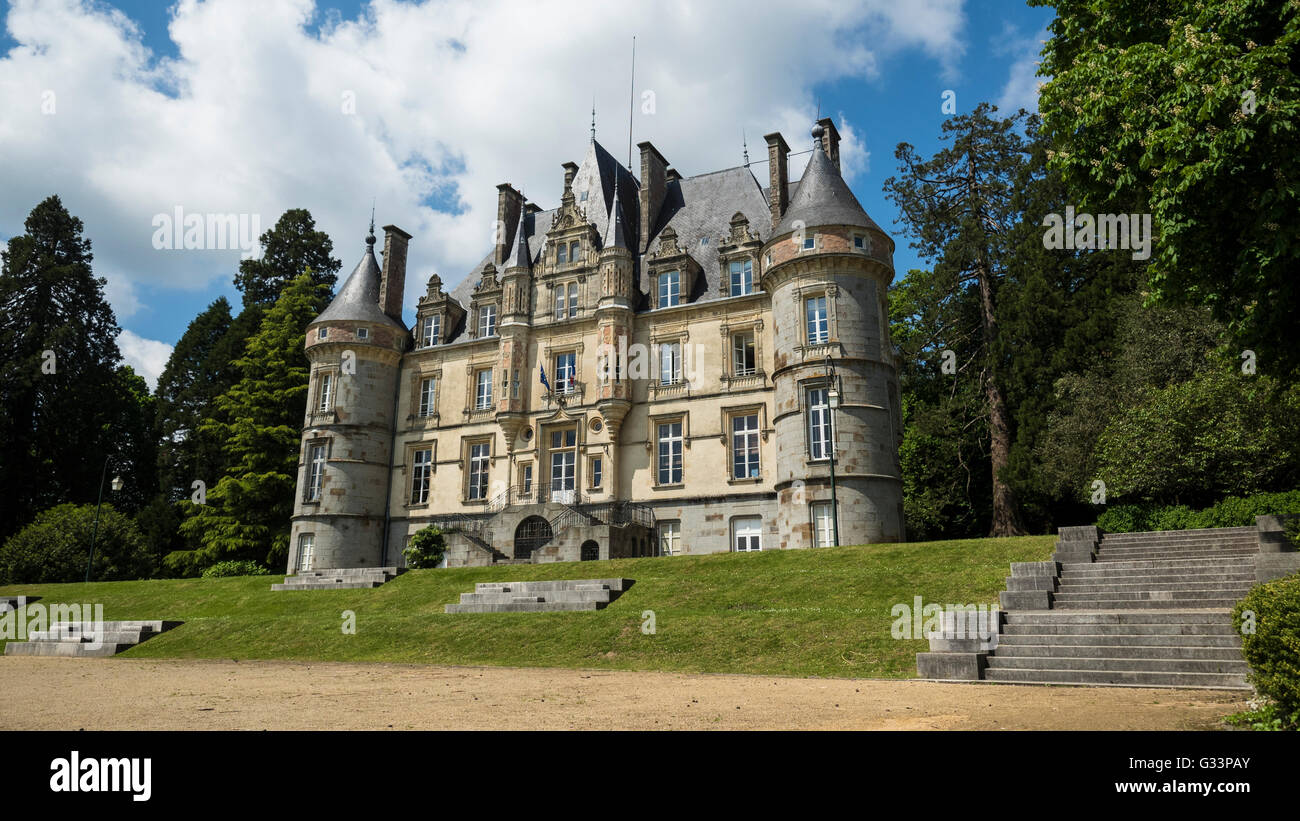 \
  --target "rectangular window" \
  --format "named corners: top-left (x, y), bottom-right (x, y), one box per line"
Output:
top-left (475, 369), bottom-right (493, 410)
top-left (806, 295), bottom-right (828, 344)
top-left (659, 342), bottom-right (682, 385)
top-left (297, 533), bottom-right (314, 572)
top-left (420, 314), bottom-right (441, 348)
top-left (306, 443), bottom-right (326, 501)
top-left (732, 333), bottom-right (756, 376)
top-left (549, 428), bottom-right (576, 502)
top-left (511, 368), bottom-right (520, 400)
top-left (658, 521), bottom-right (681, 557)
top-left (802, 235), bottom-right (815, 250)
top-left (557, 243), bottom-right (568, 264)
top-left (477, 304), bottom-right (497, 338)
top-left (658, 271), bottom-right (680, 308)
top-left (853, 235), bottom-right (865, 249)
top-left (732, 413), bottom-right (761, 479)
top-left (418, 377), bottom-right (436, 418)
top-left (410, 447), bottom-right (432, 505)
top-left (568, 241), bottom-right (580, 264)
top-left (521, 463), bottom-right (533, 495)
top-left (317, 373), bottom-right (333, 412)
top-left (812, 502), bottom-right (835, 547)
top-left (468, 442), bottom-right (490, 500)
top-left (317, 327), bottom-right (327, 340)
top-left (729, 259), bottom-right (753, 296)
top-left (807, 387), bottom-right (832, 460)
top-left (657, 421), bottom-right (683, 485)
top-left (590, 456), bottom-right (603, 489)
top-left (566, 282), bottom-right (578, 318)
top-left (357, 327), bottom-right (369, 339)
top-left (555, 352), bottom-right (577, 394)
top-left (732, 516), bottom-right (763, 552)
